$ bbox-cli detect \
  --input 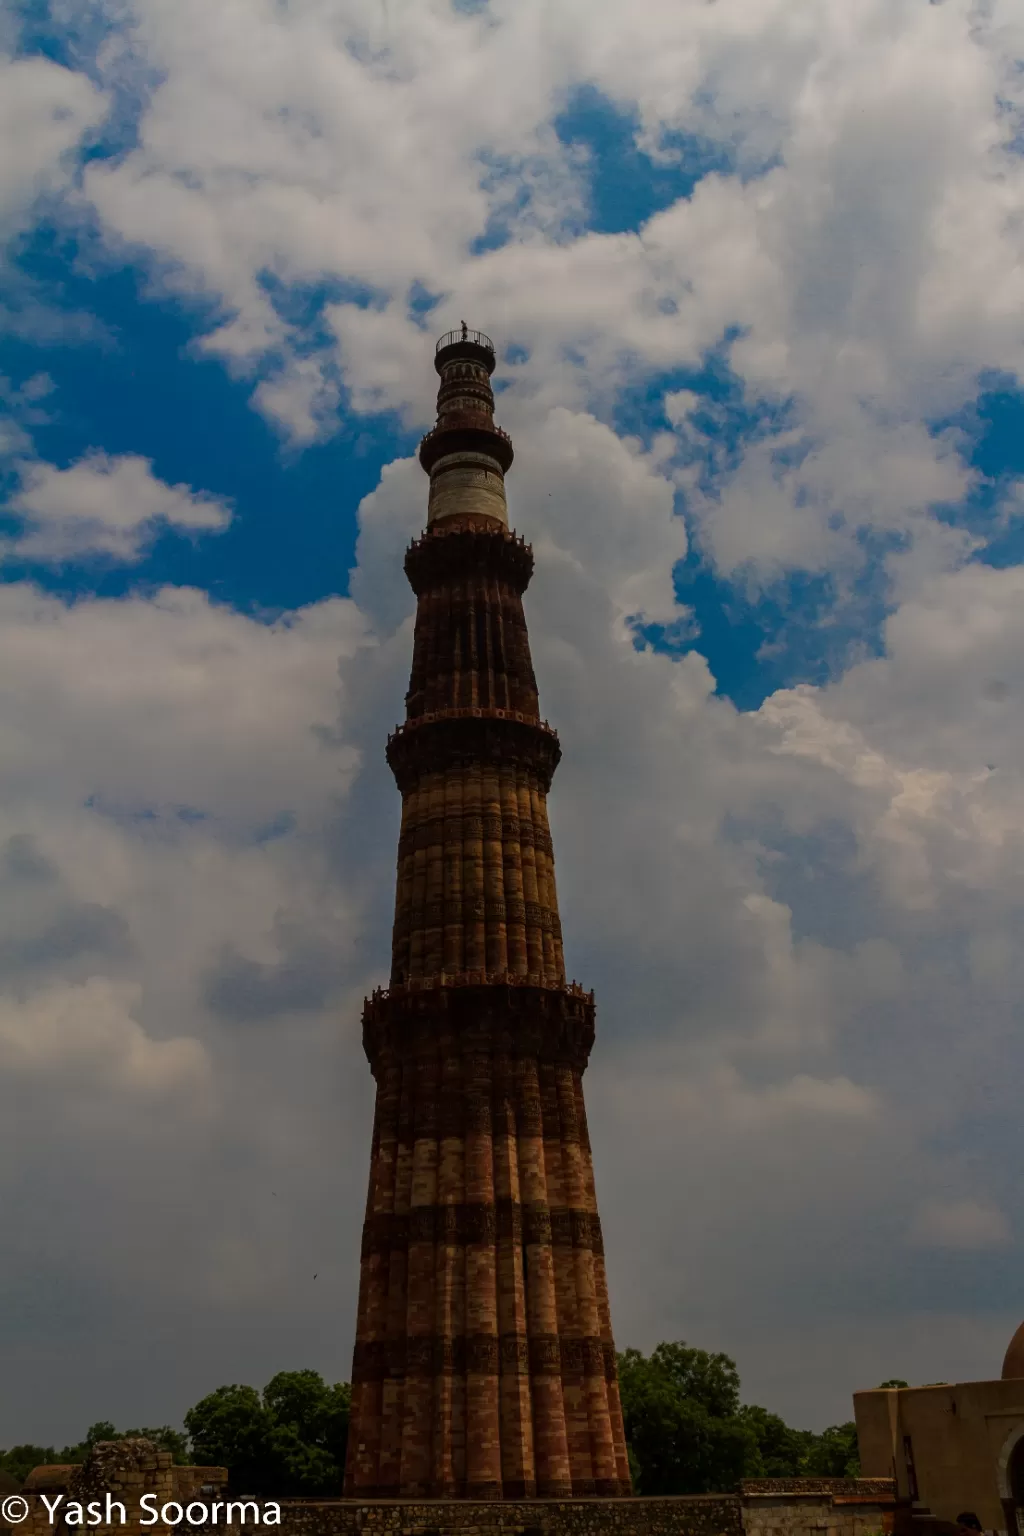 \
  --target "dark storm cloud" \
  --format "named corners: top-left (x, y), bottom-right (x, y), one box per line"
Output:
top-left (203, 937), bottom-right (343, 1022)
top-left (0, 833), bottom-right (131, 978)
